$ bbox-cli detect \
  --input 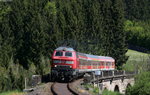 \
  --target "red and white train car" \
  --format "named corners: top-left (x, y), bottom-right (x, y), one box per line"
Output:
top-left (51, 47), bottom-right (115, 80)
